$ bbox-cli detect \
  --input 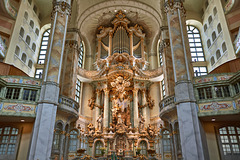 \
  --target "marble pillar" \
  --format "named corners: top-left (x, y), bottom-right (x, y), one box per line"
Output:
top-left (103, 88), bottom-right (109, 132)
top-left (60, 29), bottom-right (80, 99)
top-left (28, 1), bottom-right (71, 160)
top-left (165, 1), bottom-right (209, 160)
top-left (133, 88), bottom-right (139, 128)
